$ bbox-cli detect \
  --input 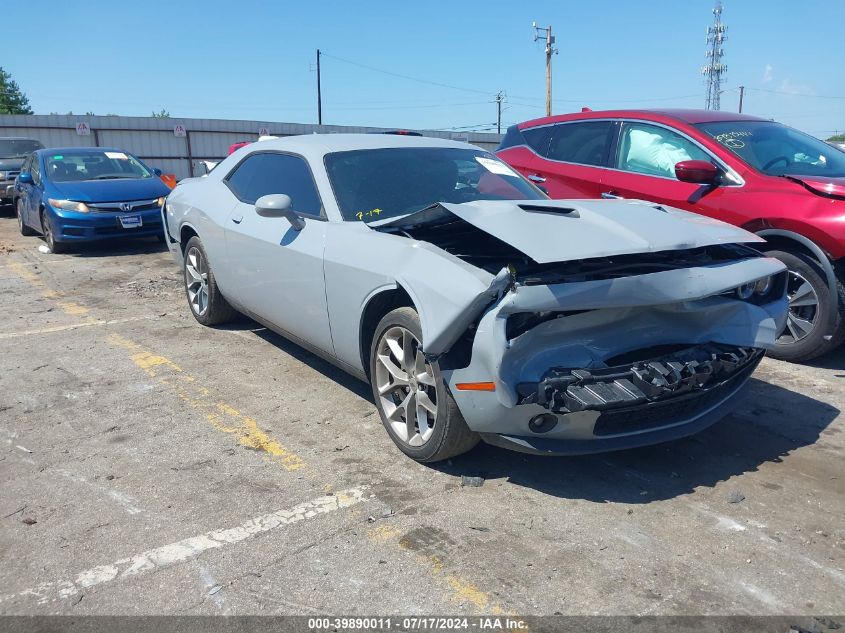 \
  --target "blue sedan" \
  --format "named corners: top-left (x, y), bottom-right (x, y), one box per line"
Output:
top-left (13, 148), bottom-right (172, 253)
